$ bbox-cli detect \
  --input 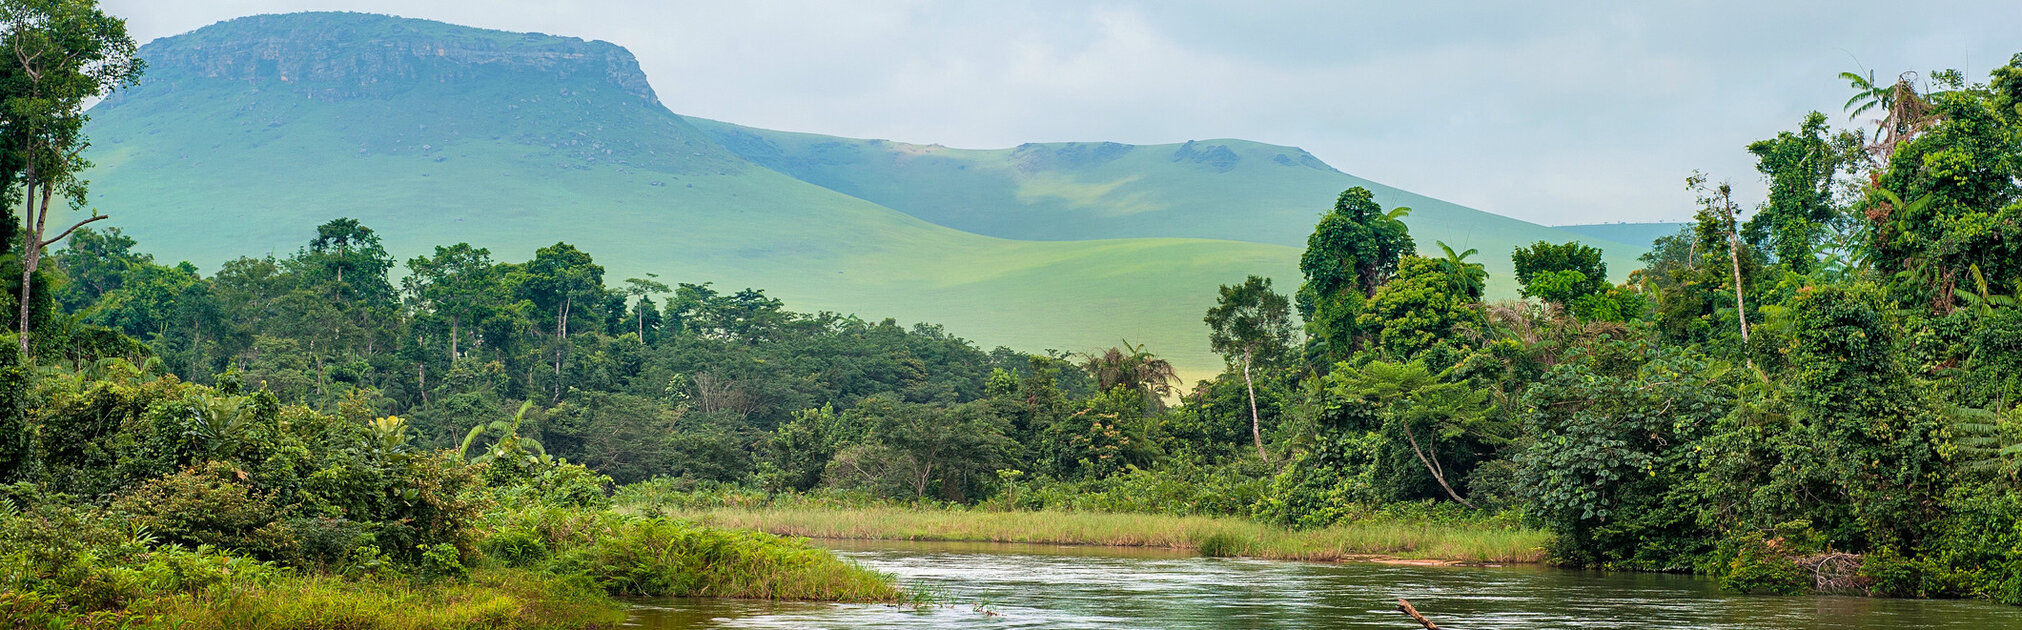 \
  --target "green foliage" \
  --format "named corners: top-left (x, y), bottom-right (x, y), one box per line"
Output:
top-left (1205, 274), bottom-right (1296, 370)
top-left (823, 395), bottom-right (1013, 501)
top-left (1515, 340), bottom-right (1733, 568)
top-left (1298, 187), bottom-right (1415, 359)
top-left (110, 462), bottom-right (297, 561)
top-left (1512, 241), bottom-right (1610, 306)
top-left (1356, 256), bottom-right (1484, 367)
top-left (1743, 111), bottom-right (1863, 274)
top-left (1717, 536), bottom-right (1809, 595)
top-left (1784, 284), bottom-right (1944, 548)
top-left (1321, 360), bottom-right (1502, 505)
